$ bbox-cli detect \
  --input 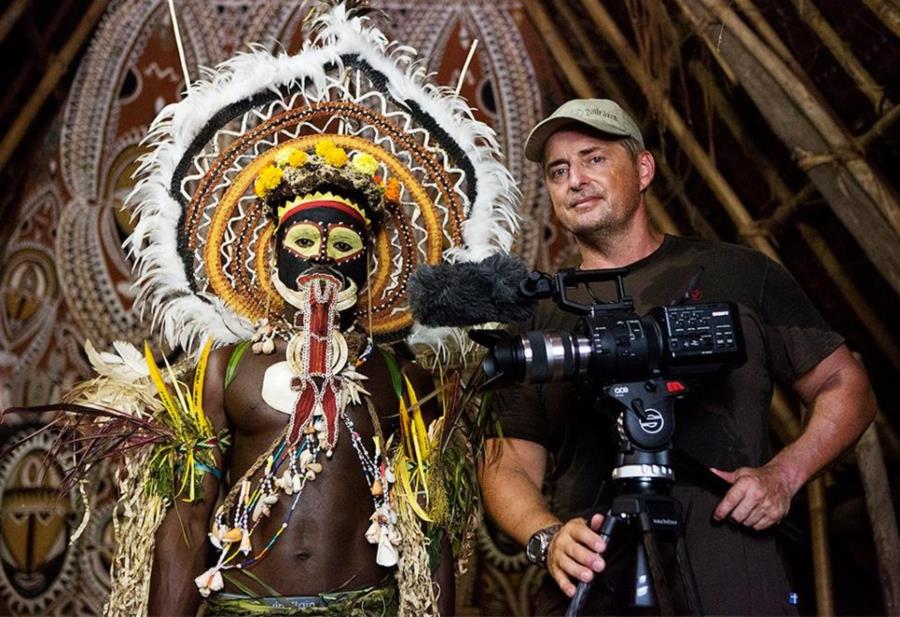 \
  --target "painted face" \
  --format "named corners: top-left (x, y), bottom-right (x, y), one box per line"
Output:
top-left (274, 203), bottom-right (369, 294)
top-left (543, 129), bottom-right (653, 239)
